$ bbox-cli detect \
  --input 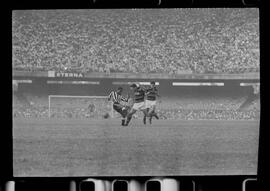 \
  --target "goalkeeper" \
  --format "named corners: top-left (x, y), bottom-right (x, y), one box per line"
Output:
top-left (108, 87), bottom-right (130, 126)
